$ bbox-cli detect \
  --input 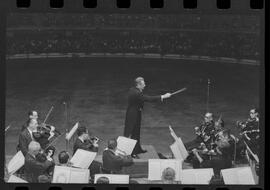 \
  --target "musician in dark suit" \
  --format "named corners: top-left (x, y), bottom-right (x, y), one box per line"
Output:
top-left (237, 108), bottom-right (260, 155)
top-left (124, 77), bottom-right (171, 156)
top-left (72, 126), bottom-right (101, 178)
top-left (24, 141), bottom-right (54, 183)
top-left (185, 112), bottom-right (215, 151)
top-left (73, 126), bottom-right (99, 155)
top-left (17, 119), bottom-right (38, 156)
top-left (191, 129), bottom-right (234, 175)
top-left (102, 139), bottom-right (133, 174)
